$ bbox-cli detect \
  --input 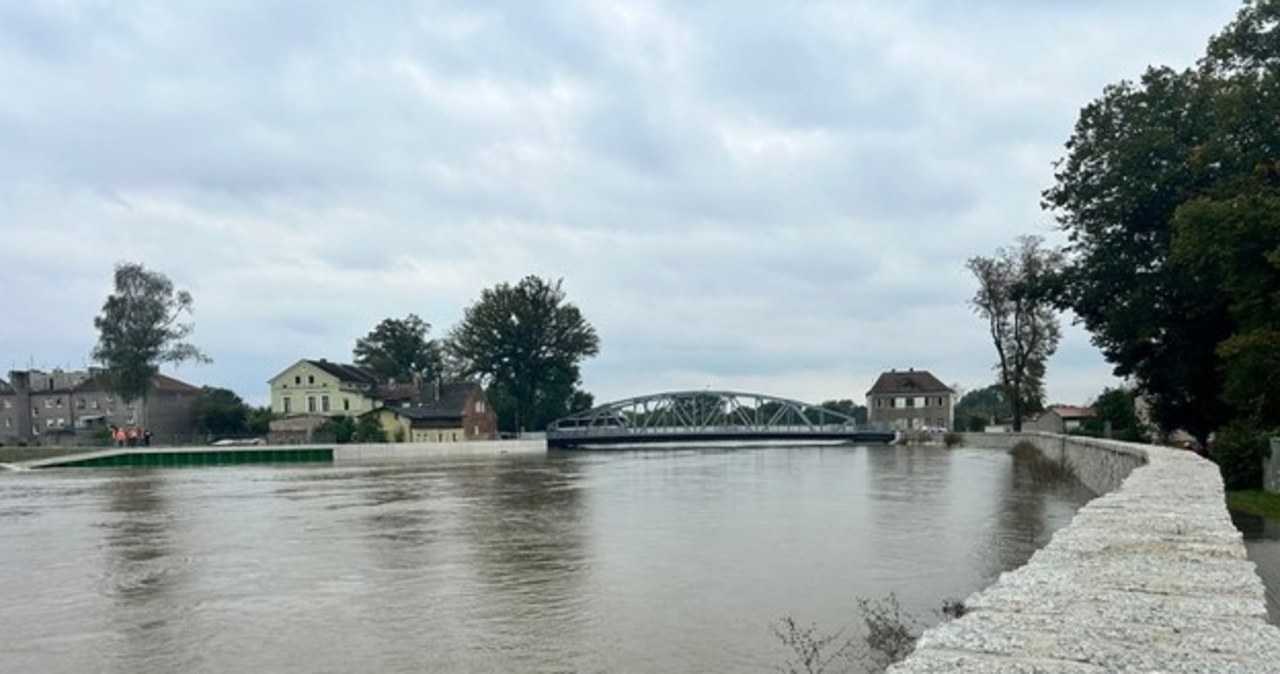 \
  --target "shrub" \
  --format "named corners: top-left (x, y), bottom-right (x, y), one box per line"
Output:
top-left (1211, 424), bottom-right (1272, 490)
